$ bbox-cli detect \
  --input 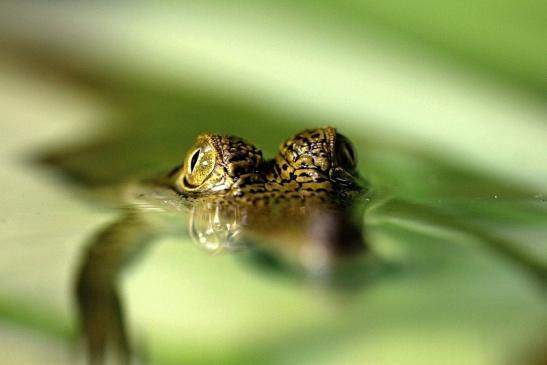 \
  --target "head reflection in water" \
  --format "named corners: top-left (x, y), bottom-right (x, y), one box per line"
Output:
top-left (75, 127), bottom-right (367, 365)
